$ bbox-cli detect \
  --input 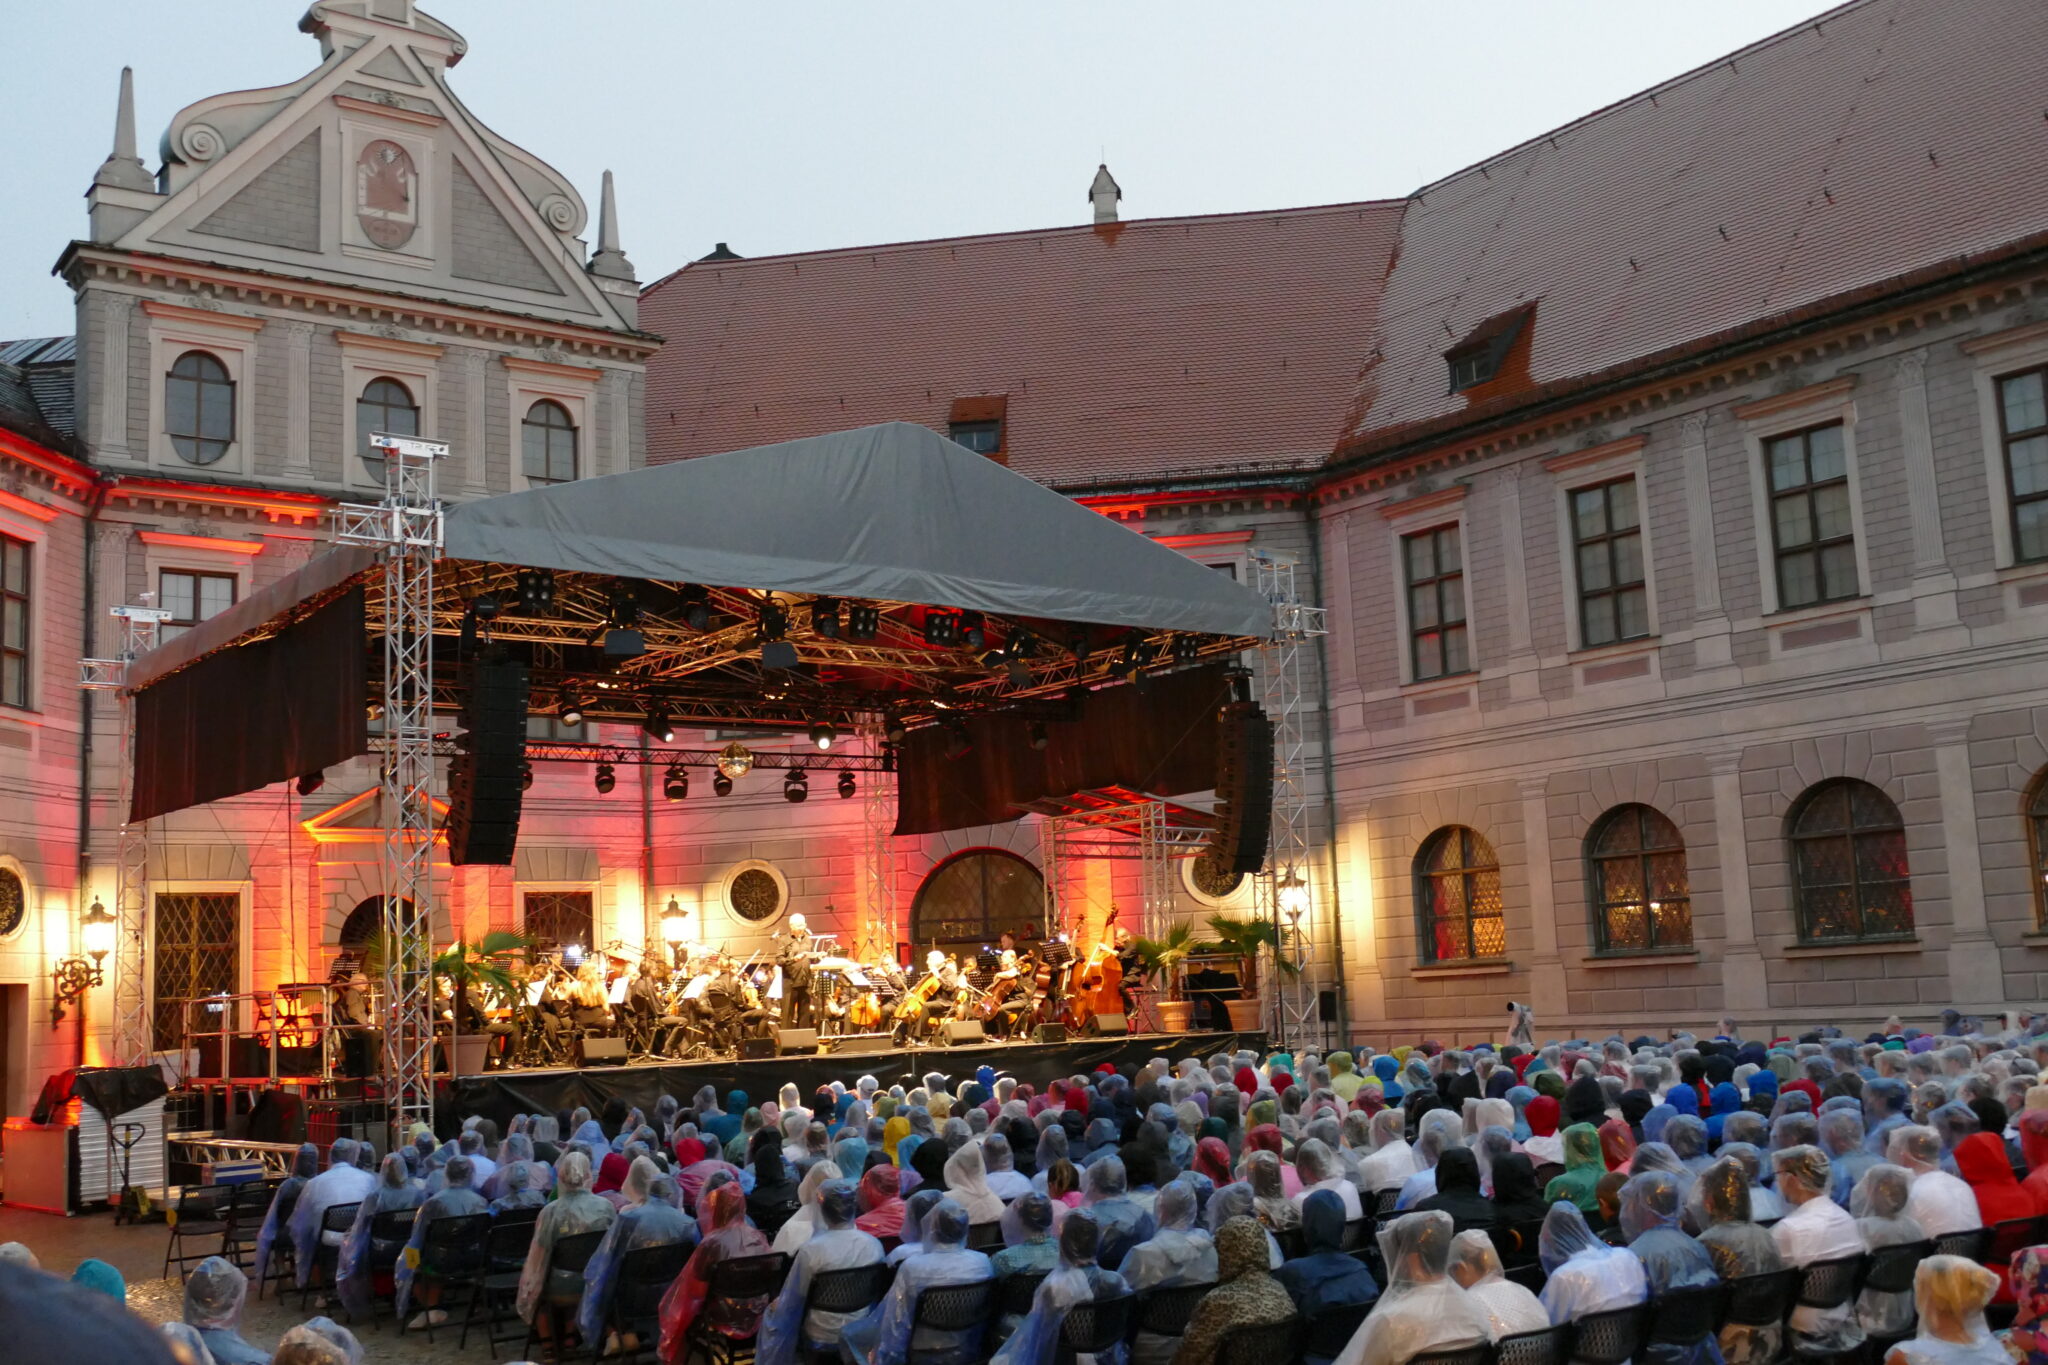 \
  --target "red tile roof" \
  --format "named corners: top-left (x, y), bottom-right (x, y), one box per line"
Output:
top-left (641, 203), bottom-right (1406, 489)
top-left (1336, 0), bottom-right (2048, 460)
